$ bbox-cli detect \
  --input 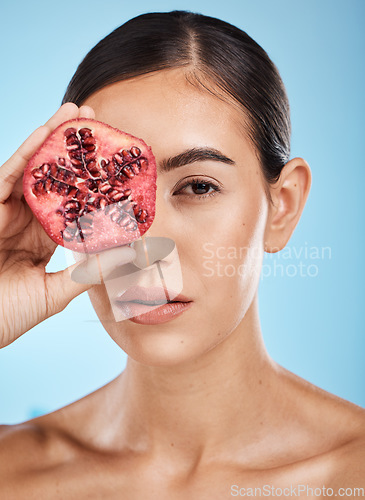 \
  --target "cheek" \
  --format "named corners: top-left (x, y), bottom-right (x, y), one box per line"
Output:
top-left (87, 286), bottom-right (136, 349)
top-left (192, 185), bottom-right (267, 318)
top-left (87, 286), bottom-right (114, 326)
top-left (195, 187), bottom-right (266, 265)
